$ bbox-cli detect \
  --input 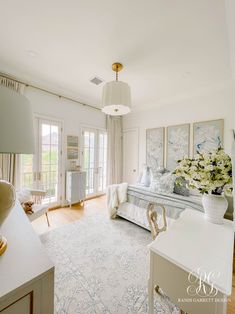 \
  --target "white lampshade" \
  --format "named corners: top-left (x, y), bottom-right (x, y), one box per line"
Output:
top-left (102, 81), bottom-right (131, 116)
top-left (0, 85), bottom-right (35, 153)
top-left (0, 85), bottom-right (35, 255)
